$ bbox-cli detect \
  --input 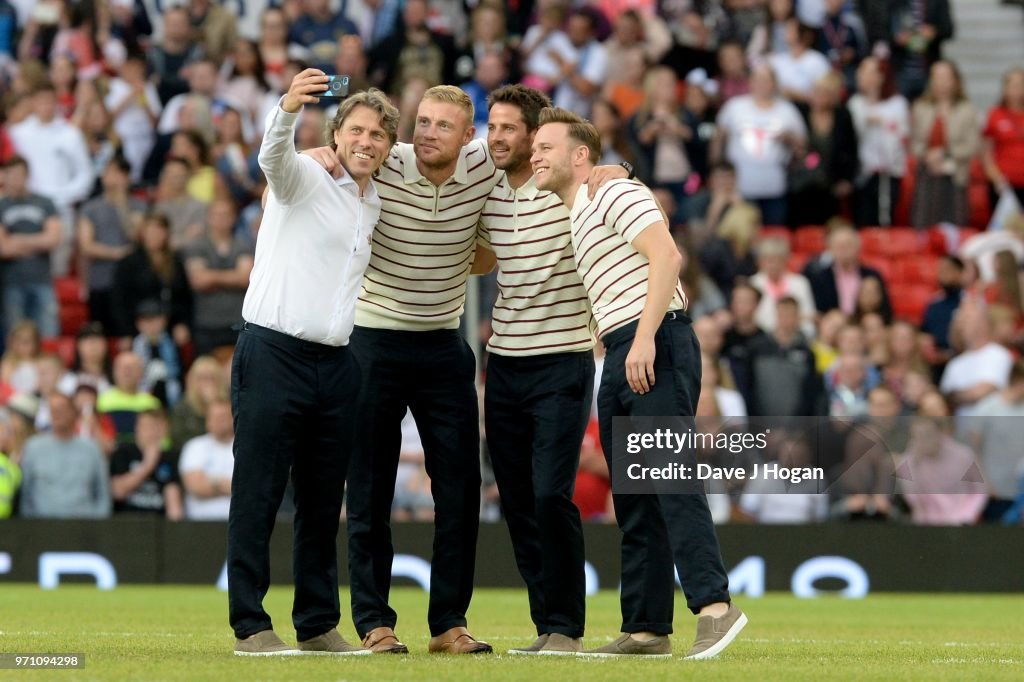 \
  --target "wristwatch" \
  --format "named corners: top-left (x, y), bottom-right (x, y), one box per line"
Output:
top-left (619, 161), bottom-right (636, 180)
